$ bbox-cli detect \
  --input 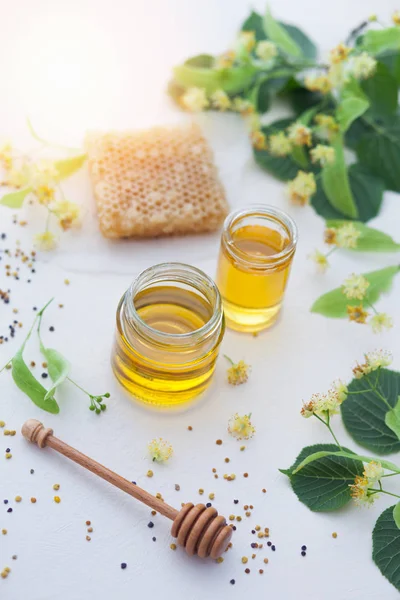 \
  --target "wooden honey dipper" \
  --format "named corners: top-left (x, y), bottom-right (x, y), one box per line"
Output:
top-left (21, 419), bottom-right (233, 559)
